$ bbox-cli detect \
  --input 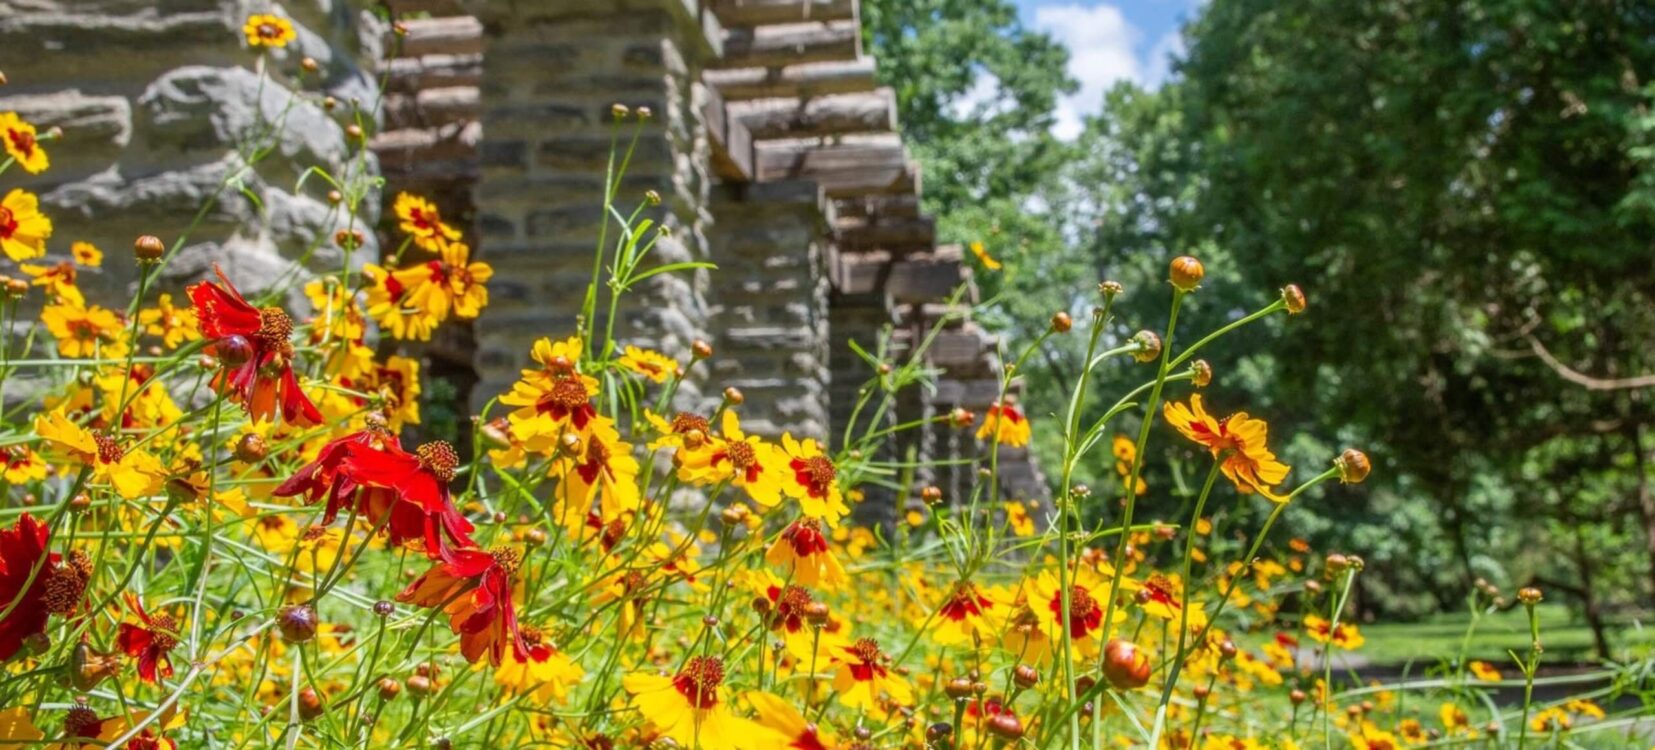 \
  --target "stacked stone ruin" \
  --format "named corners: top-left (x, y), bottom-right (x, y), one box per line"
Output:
top-left (0, 0), bottom-right (1046, 507)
